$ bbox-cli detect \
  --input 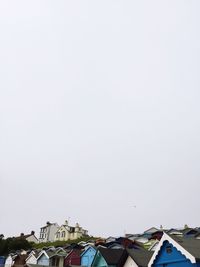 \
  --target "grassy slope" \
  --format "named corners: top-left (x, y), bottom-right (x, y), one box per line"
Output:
top-left (33, 236), bottom-right (99, 249)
